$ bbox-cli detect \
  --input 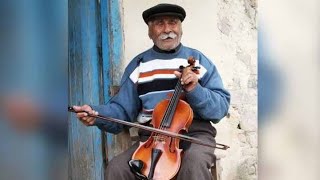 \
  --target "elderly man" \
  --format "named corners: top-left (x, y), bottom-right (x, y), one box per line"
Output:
top-left (73, 3), bottom-right (230, 180)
